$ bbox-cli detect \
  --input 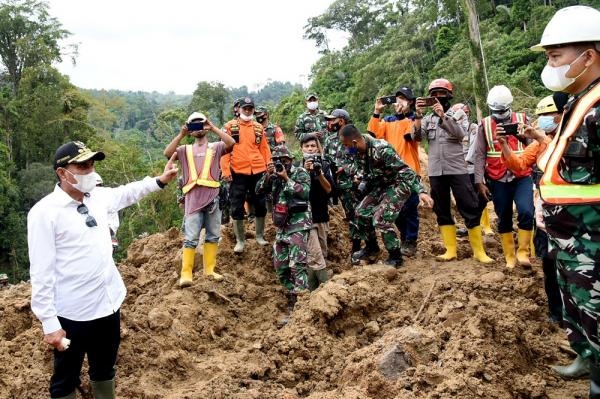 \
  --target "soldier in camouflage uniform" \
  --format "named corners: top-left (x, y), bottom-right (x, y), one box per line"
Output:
top-left (323, 109), bottom-right (379, 262)
top-left (531, 6), bottom-right (600, 395)
top-left (256, 145), bottom-right (311, 320)
top-left (294, 93), bottom-right (327, 144)
top-left (255, 106), bottom-right (285, 152)
top-left (339, 125), bottom-right (433, 267)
